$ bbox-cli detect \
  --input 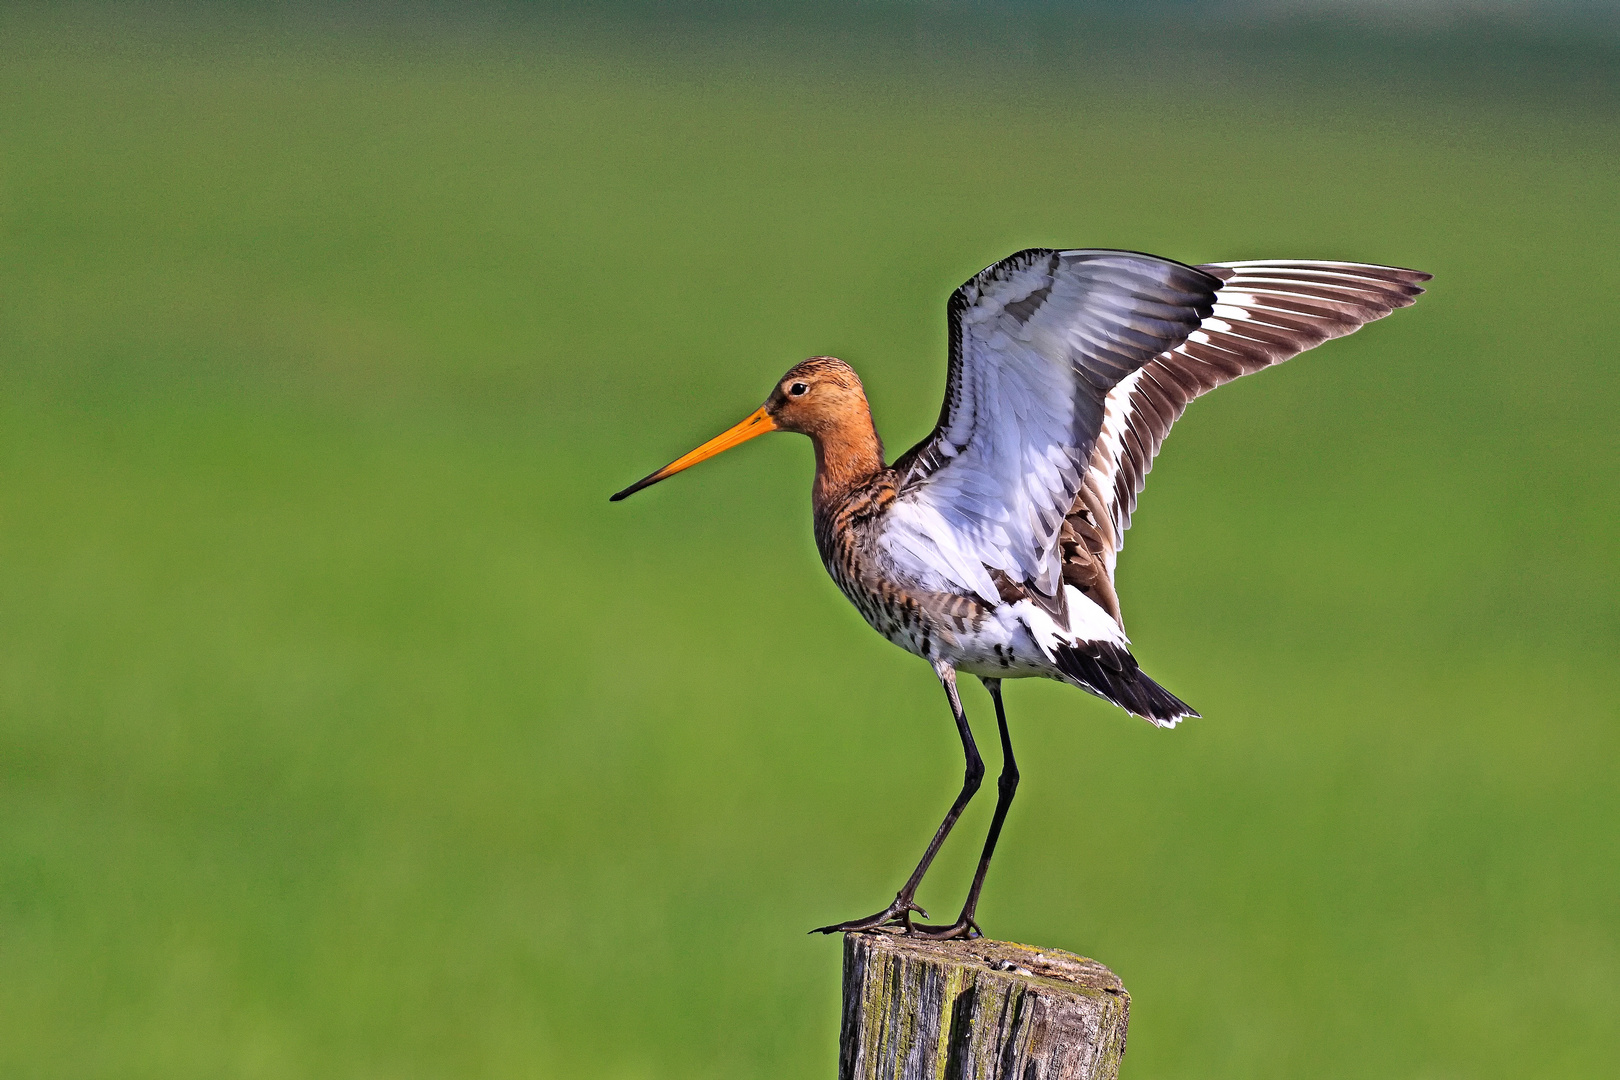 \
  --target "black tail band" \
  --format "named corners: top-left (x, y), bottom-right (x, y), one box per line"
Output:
top-left (1052, 641), bottom-right (1198, 726)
